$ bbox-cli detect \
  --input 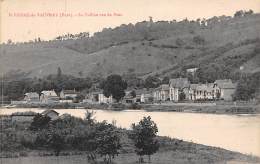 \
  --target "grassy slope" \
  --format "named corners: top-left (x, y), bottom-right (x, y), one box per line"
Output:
top-left (0, 14), bottom-right (260, 78)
